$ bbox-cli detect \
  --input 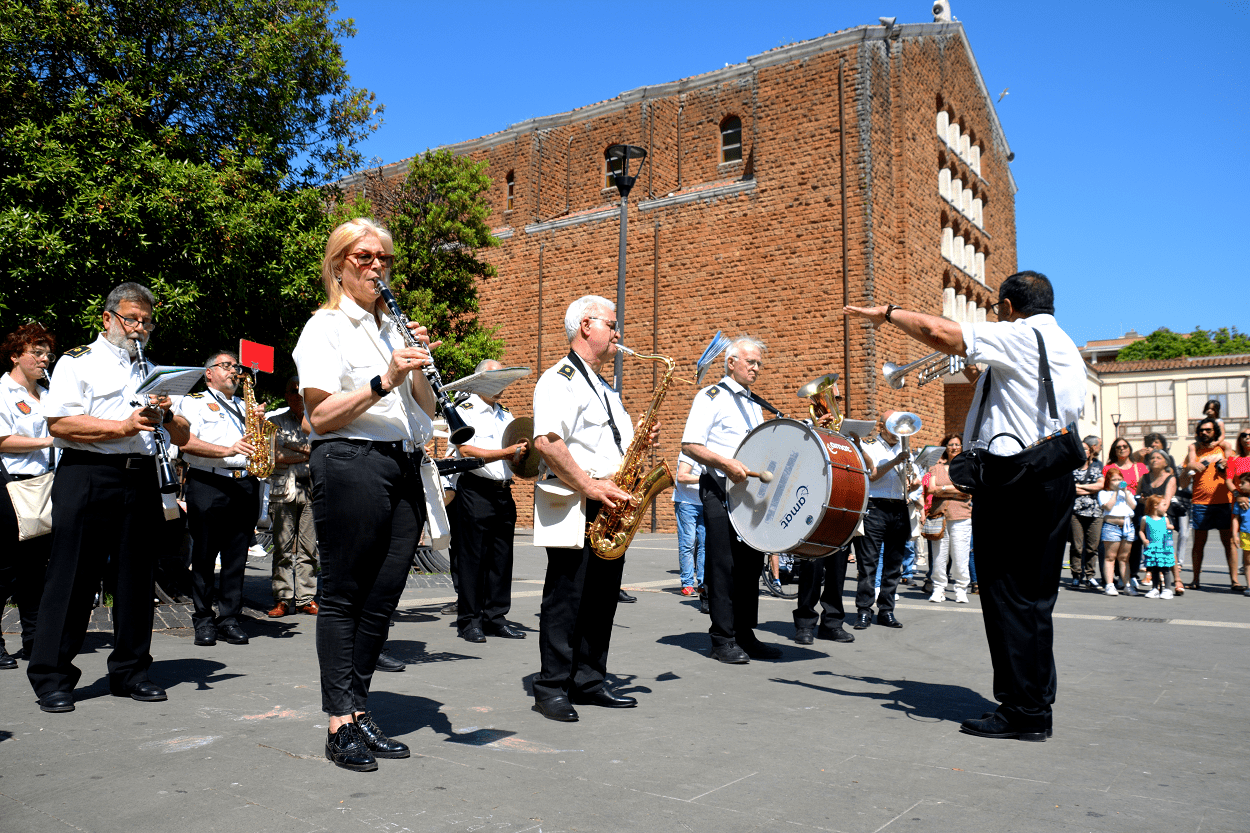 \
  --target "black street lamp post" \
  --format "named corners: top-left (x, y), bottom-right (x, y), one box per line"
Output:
top-left (605, 144), bottom-right (648, 391)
